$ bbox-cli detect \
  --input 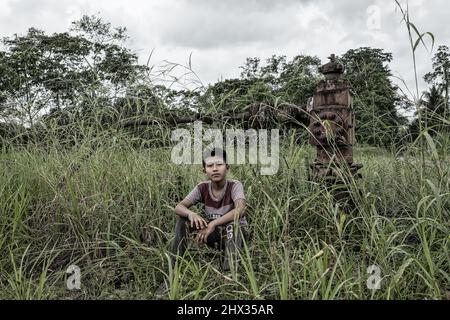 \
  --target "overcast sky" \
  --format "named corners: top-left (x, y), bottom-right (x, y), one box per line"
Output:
top-left (1, 0), bottom-right (449, 99)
